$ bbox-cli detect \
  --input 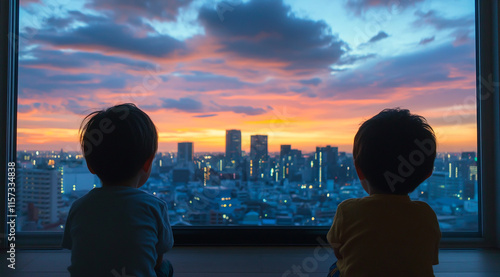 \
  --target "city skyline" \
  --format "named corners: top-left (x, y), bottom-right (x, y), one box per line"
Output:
top-left (15, 147), bottom-right (479, 231)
